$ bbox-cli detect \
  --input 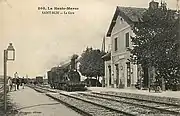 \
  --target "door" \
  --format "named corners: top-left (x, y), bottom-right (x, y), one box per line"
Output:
top-left (127, 62), bottom-right (131, 87)
top-left (115, 64), bottom-right (119, 88)
top-left (108, 65), bottom-right (111, 85)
